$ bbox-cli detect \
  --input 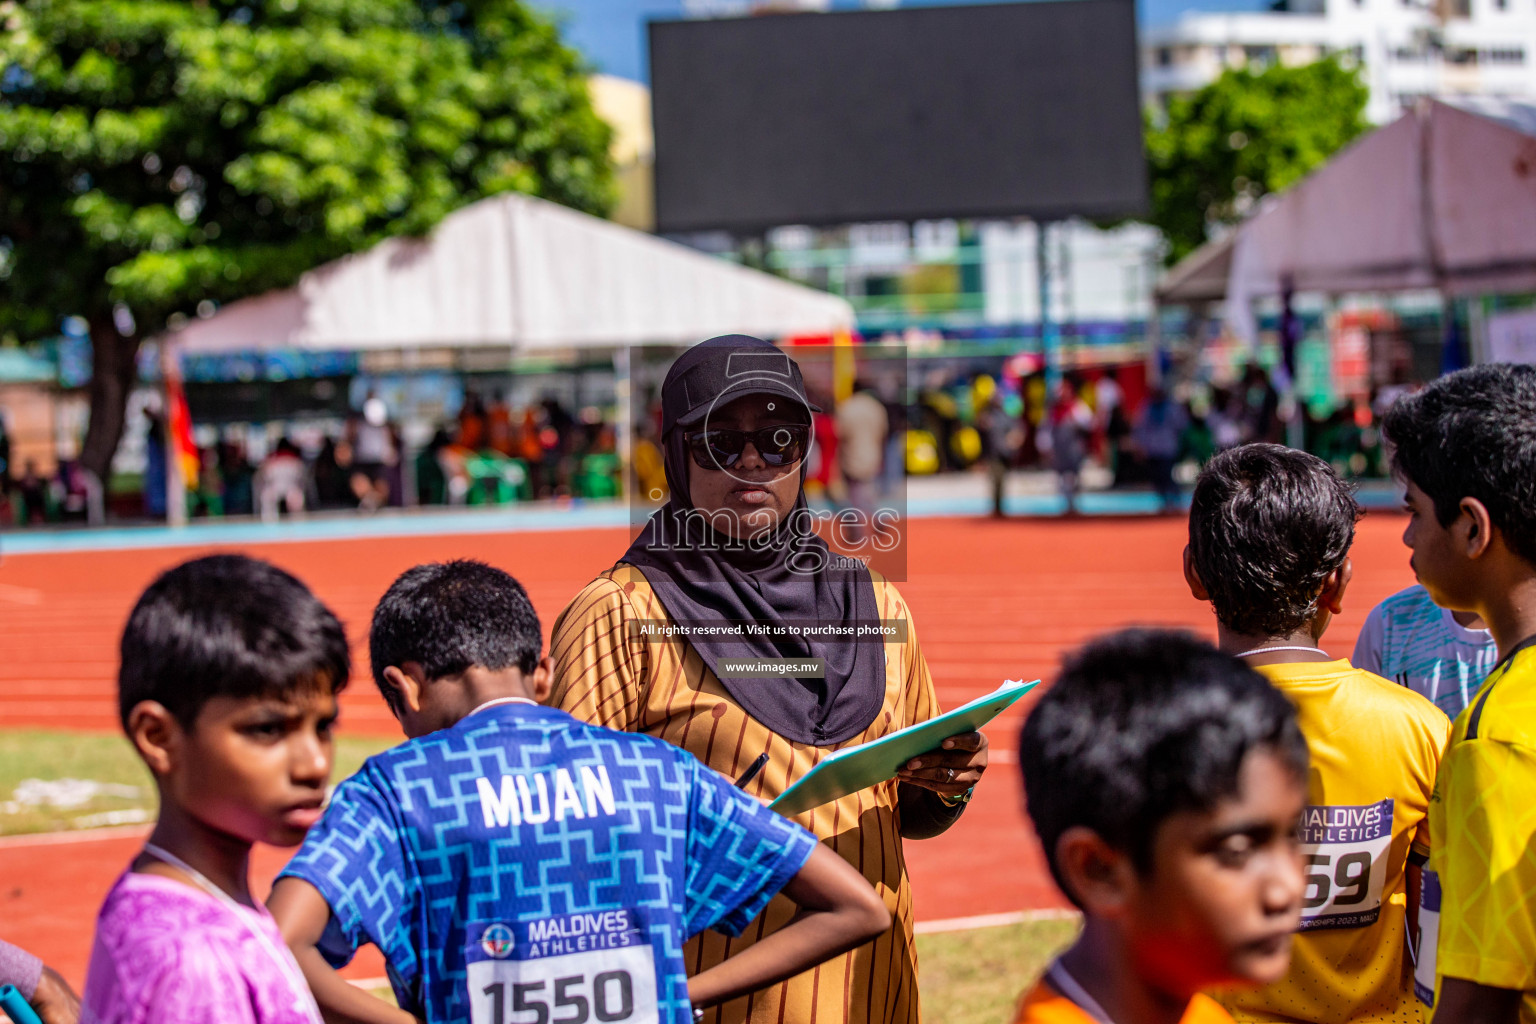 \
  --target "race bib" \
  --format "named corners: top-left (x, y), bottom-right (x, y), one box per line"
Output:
top-left (466, 910), bottom-right (660, 1024)
top-left (1414, 869), bottom-right (1441, 1006)
top-left (1298, 799), bottom-right (1394, 931)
